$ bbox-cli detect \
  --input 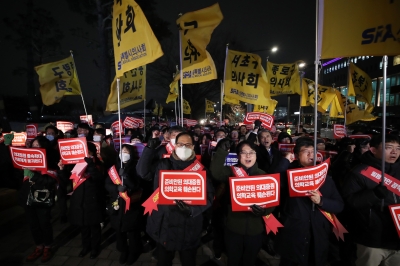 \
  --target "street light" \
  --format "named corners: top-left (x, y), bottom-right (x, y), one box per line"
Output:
top-left (271, 46), bottom-right (278, 53)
